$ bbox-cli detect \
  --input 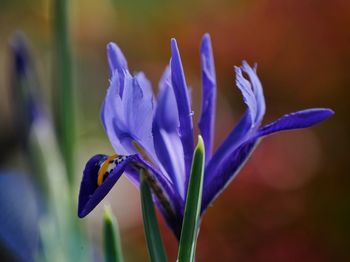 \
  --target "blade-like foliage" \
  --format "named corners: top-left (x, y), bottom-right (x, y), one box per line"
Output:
top-left (140, 170), bottom-right (167, 262)
top-left (177, 136), bottom-right (205, 262)
top-left (53, 0), bottom-right (75, 185)
top-left (103, 206), bottom-right (124, 262)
